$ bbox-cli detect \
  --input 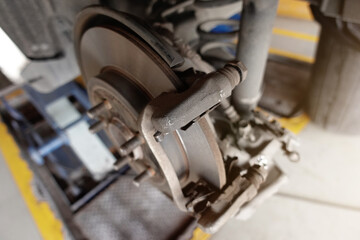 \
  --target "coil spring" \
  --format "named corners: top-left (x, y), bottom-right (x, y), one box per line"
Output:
top-left (195, 0), bottom-right (242, 69)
